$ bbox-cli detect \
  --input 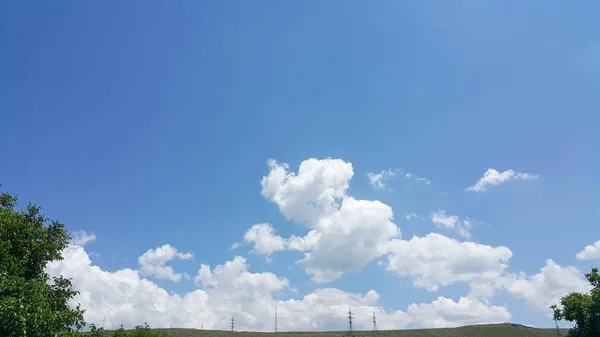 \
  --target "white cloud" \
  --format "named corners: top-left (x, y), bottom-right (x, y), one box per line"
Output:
top-left (430, 210), bottom-right (472, 238)
top-left (405, 212), bottom-right (420, 220)
top-left (260, 158), bottom-right (400, 283)
top-left (243, 223), bottom-right (287, 258)
top-left (465, 168), bottom-right (538, 192)
top-left (46, 243), bottom-right (414, 331)
top-left (138, 244), bottom-right (193, 282)
top-left (504, 259), bottom-right (592, 313)
top-left (404, 172), bottom-right (430, 185)
top-left (292, 197), bottom-right (400, 282)
top-left (431, 210), bottom-right (459, 229)
top-left (43, 155), bottom-right (596, 331)
top-left (384, 233), bottom-right (512, 292)
top-left (407, 296), bottom-right (511, 328)
top-left (71, 230), bottom-right (96, 246)
top-left (193, 264), bottom-right (215, 288)
top-left (575, 240), bottom-right (600, 260)
top-left (261, 158), bottom-right (352, 225)
top-left (56, 238), bottom-right (596, 331)
top-left (367, 169), bottom-right (396, 190)
top-left (416, 177), bottom-right (431, 185)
